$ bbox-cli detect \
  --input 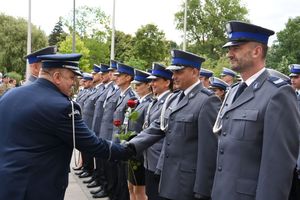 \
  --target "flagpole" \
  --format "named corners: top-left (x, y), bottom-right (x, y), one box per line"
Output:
top-left (183, 0), bottom-right (187, 51)
top-left (110, 0), bottom-right (116, 60)
top-left (72, 0), bottom-right (76, 53)
top-left (26, 0), bottom-right (32, 81)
